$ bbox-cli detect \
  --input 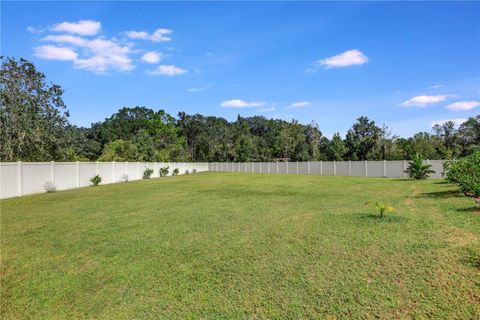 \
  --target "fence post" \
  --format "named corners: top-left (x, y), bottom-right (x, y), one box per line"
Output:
top-left (307, 161), bottom-right (310, 174)
top-left (268, 162), bottom-right (270, 174)
top-left (50, 161), bottom-right (55, 184)
top-left (17, 161), bottom-right (23, 196)
top-left (126, 161), bottom-right (128, 179)
top-left (76, 161), bottom-right (80, 188)
top-left (286, 161), bottom-right (289, 174)
top-left (112, 161), bottom-right (115, 182)
top-left (96, 161), bottom-right (99, 175)
top-left (333, 160), bottom-right (336, 176)
top-left (320, 161), bottom-right (323, 176)
top-left (403, 160), bottom-right (407, 178)
top-left (276, 161), bottom-right (279, 174)
top-left (259, 162), bottom-right (262, 173)
top-left (383, 160), bottom-right (387, 178)
top-left (296, 161), bottom-right (299, 175)
top-left (365, 160), bottom-right (368, 177)
top-left (348, 160), bottom-right (351, 176)
top-left (136, 162), bottom-right (139, 179)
